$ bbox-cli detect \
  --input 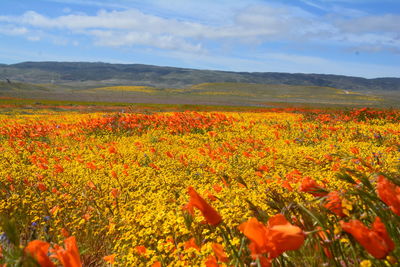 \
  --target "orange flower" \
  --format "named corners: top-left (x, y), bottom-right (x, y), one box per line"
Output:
top-left (299, 177), bottom-right (327, 197)
top-left (204, 255), bottom-right (219, 267)
top-left (211, 243), bottom-right (228, 263)
top-left (208, 131), bottom-right (217, 137)
top-left (37, 183), bottom-right (47, 192)
top-left (186, 187), bottom-right (222, 226)
top-left (350, 147), bottom-right (359, 154)
top-left (340, 217), bottom-right (394, 259)
top-left (238, 214), bottom-right (305, 259)
top-left (315, 227), bottom-right (332, 258)
top-left (257, 256), bottom-right (272, 267)
top-left (204, 190), bottom-right (217, 201)
top-left (50, 205), bottom-right (60, 216)
top-left (324, 191), bottom-right (345, 217)
top-left (281, 180), bottom-right (293, 191)
top-left (376, 175), bottom-right (400, 216)
top-left (372, 217), bottom-right (395, 253)
top-left (103, 254), bottom-right (116, 264)
top-left (61, 228), bottom-right (70, 238)
top-left (110, 188), bottom-right (120, 198)
top-left (25, 240), bottom-right (55, 267)
top-left (266, 214), bottom-right (306, 258)
top-left (87, 181), bottom-right (97, 190)
top-left (135, 245), bottom-right (146, 255)
top-left (238, 217), bottom-right (269, 253)
top-left (184, 237), bottom-right (200, 251)
top-left (54, 164), bottom-right (64, 174)
top-left (152, 261), bottom-right (162, 267)
top-left (213, 184), bottom-right (222, 193)
top-left (52, 236), bottom-right (82, 267)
